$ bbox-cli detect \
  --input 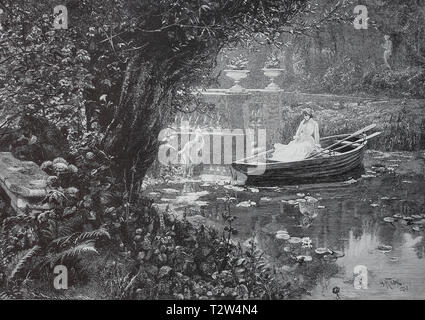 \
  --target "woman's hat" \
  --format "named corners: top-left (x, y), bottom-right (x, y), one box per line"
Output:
top-left (302, 108), bottom-right (314, 118)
